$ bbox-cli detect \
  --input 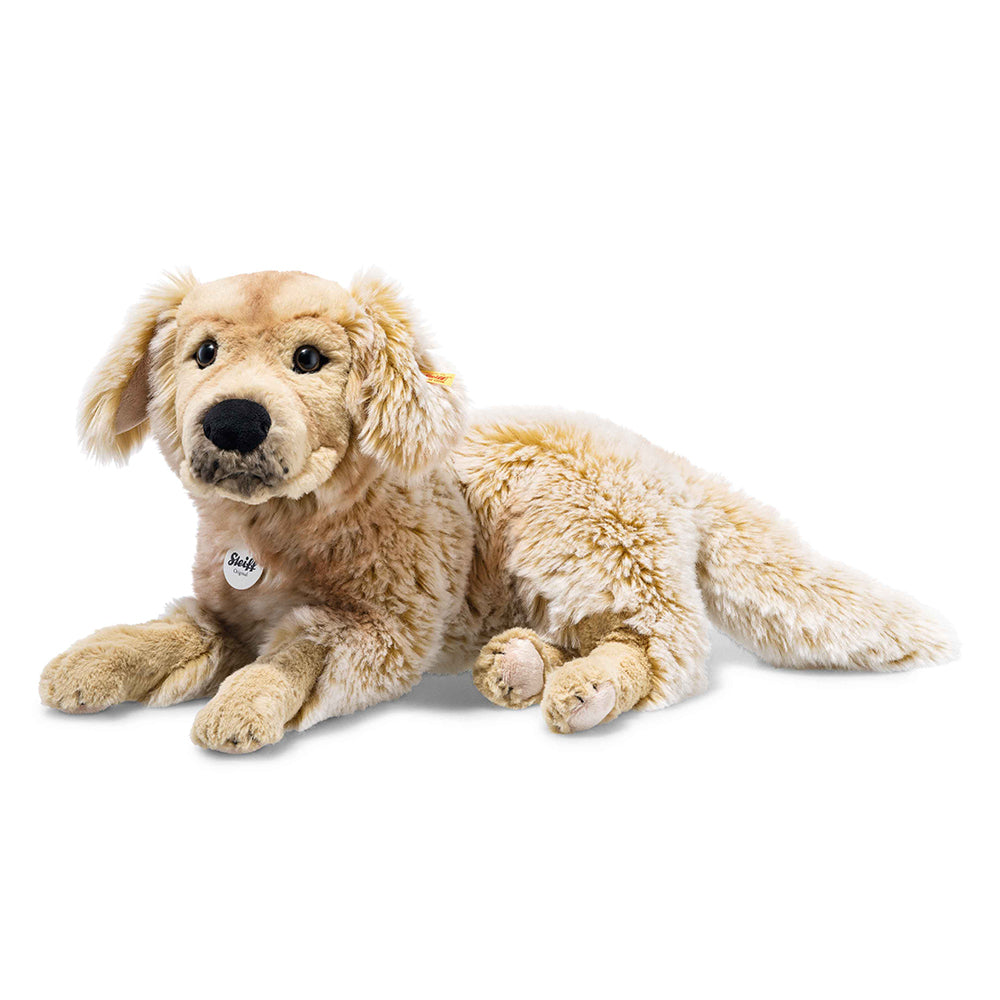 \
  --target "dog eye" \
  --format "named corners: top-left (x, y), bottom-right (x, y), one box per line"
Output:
top-left (194, 340), bottom-right (217, 369)
top-left (292, 345), bottom-right (327, 373)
